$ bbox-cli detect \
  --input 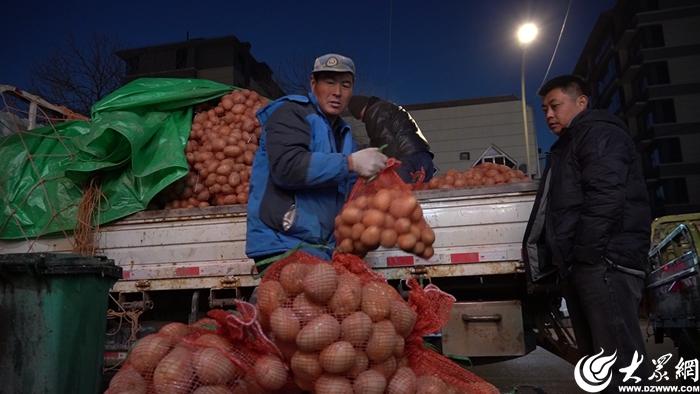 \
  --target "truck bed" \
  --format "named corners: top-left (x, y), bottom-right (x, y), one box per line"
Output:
top-left (0, 182), bottom-right (537, 293)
